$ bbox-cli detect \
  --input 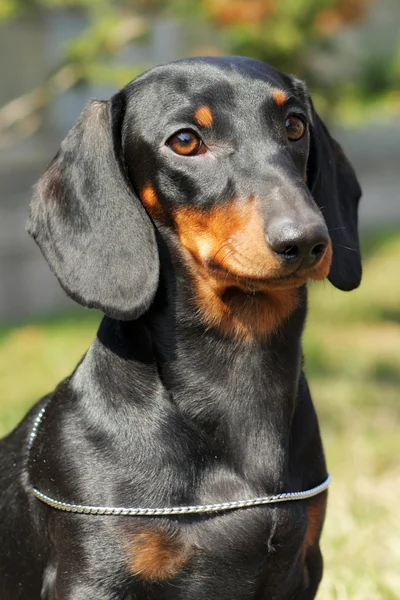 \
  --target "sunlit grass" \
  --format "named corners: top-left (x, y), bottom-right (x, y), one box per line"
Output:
top-left (0, 312), bottom-right (100, 435)
top-left (0, 230), bottom-right (399, 599)
top-left (304, 231), bottom-right (400, 599)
